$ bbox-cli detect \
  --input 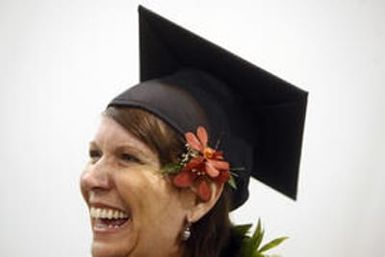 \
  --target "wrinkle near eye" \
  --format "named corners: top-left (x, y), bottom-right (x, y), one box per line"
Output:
top-left (119, 152), bottom-right (142, 164)
top-left (115, 146), bottom-right (157, 165)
